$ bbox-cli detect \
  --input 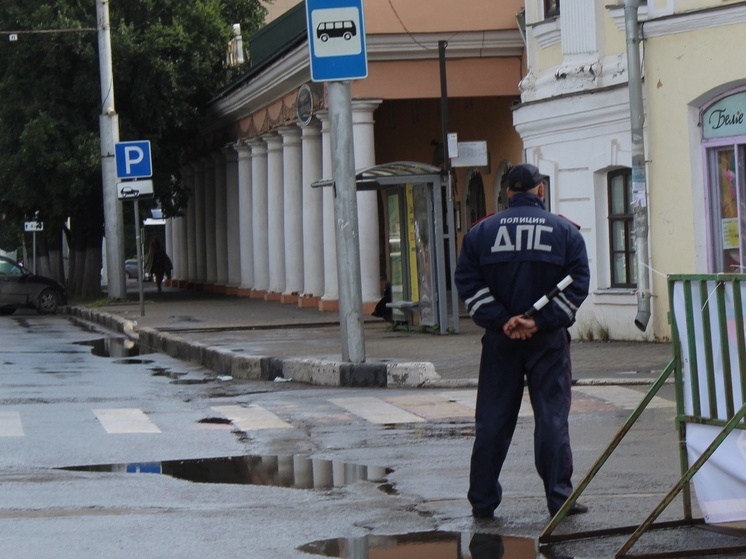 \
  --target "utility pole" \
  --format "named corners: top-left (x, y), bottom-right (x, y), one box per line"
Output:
top-left (96, 0), bottom-right (126, 299)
